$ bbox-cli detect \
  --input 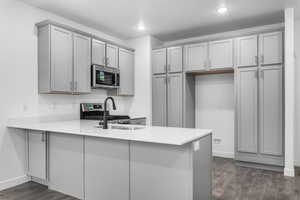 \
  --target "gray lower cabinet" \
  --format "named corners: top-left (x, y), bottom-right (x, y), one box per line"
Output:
top-left (38, 24), bottom-right (91, 94)
top-left (235, 65), bottom-right (284, 167)
top-left (167, 73), bottom-right (183, 127)
top-left (152, 75), bottom-right (167, 126)
top-left (259, 65), bottom-right (283, 156)
top-left (48, 133), bottom-right (84, 199)
top-left (152, 73), bottom-right (183, 127)
top-left (28, 131), bottom-right (47, 180)
top-left (236, 67), bottom-right (258, 154)
top-left (85, 137), bottom-right (129, 200)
